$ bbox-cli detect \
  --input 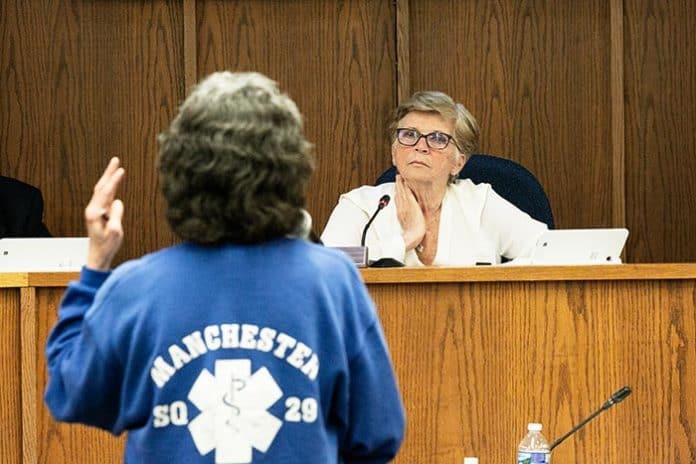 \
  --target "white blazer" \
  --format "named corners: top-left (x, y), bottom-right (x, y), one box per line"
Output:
top-left (321, 179), bottom-right (547, 266)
